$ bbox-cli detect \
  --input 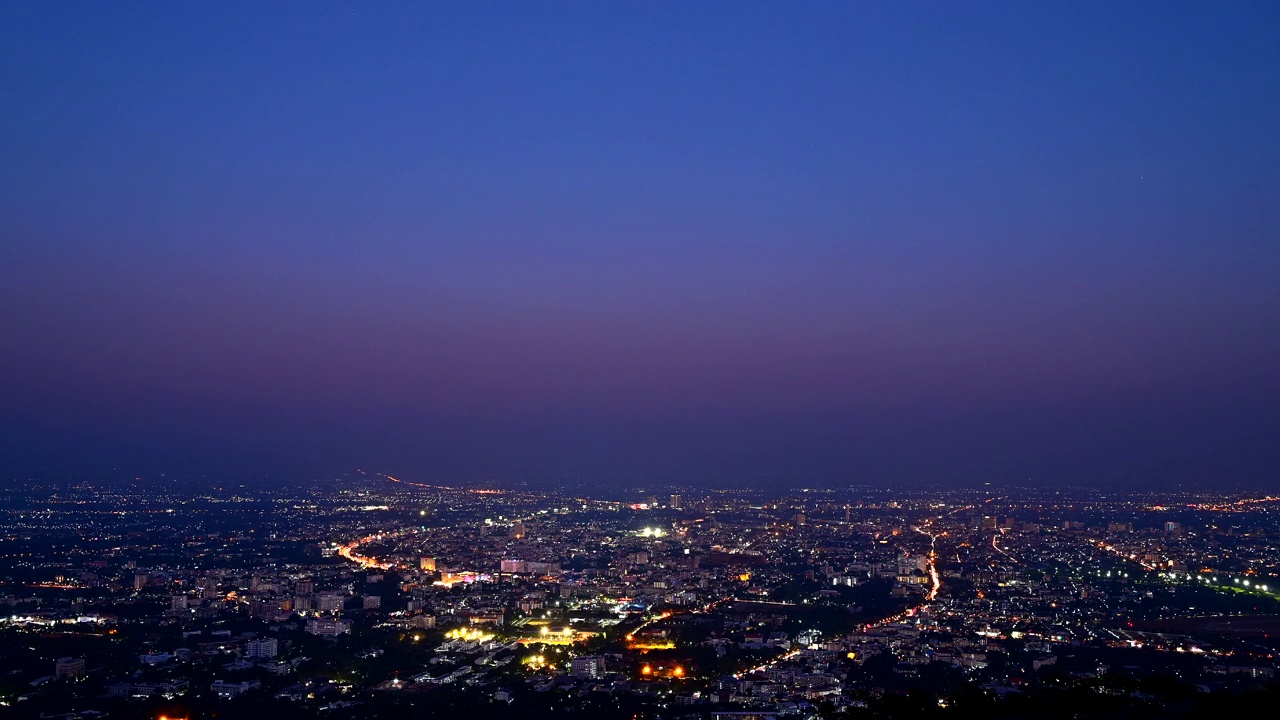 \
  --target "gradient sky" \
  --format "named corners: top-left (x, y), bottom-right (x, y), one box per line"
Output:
top-left (3, 2), bottom-right (1279, 488)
